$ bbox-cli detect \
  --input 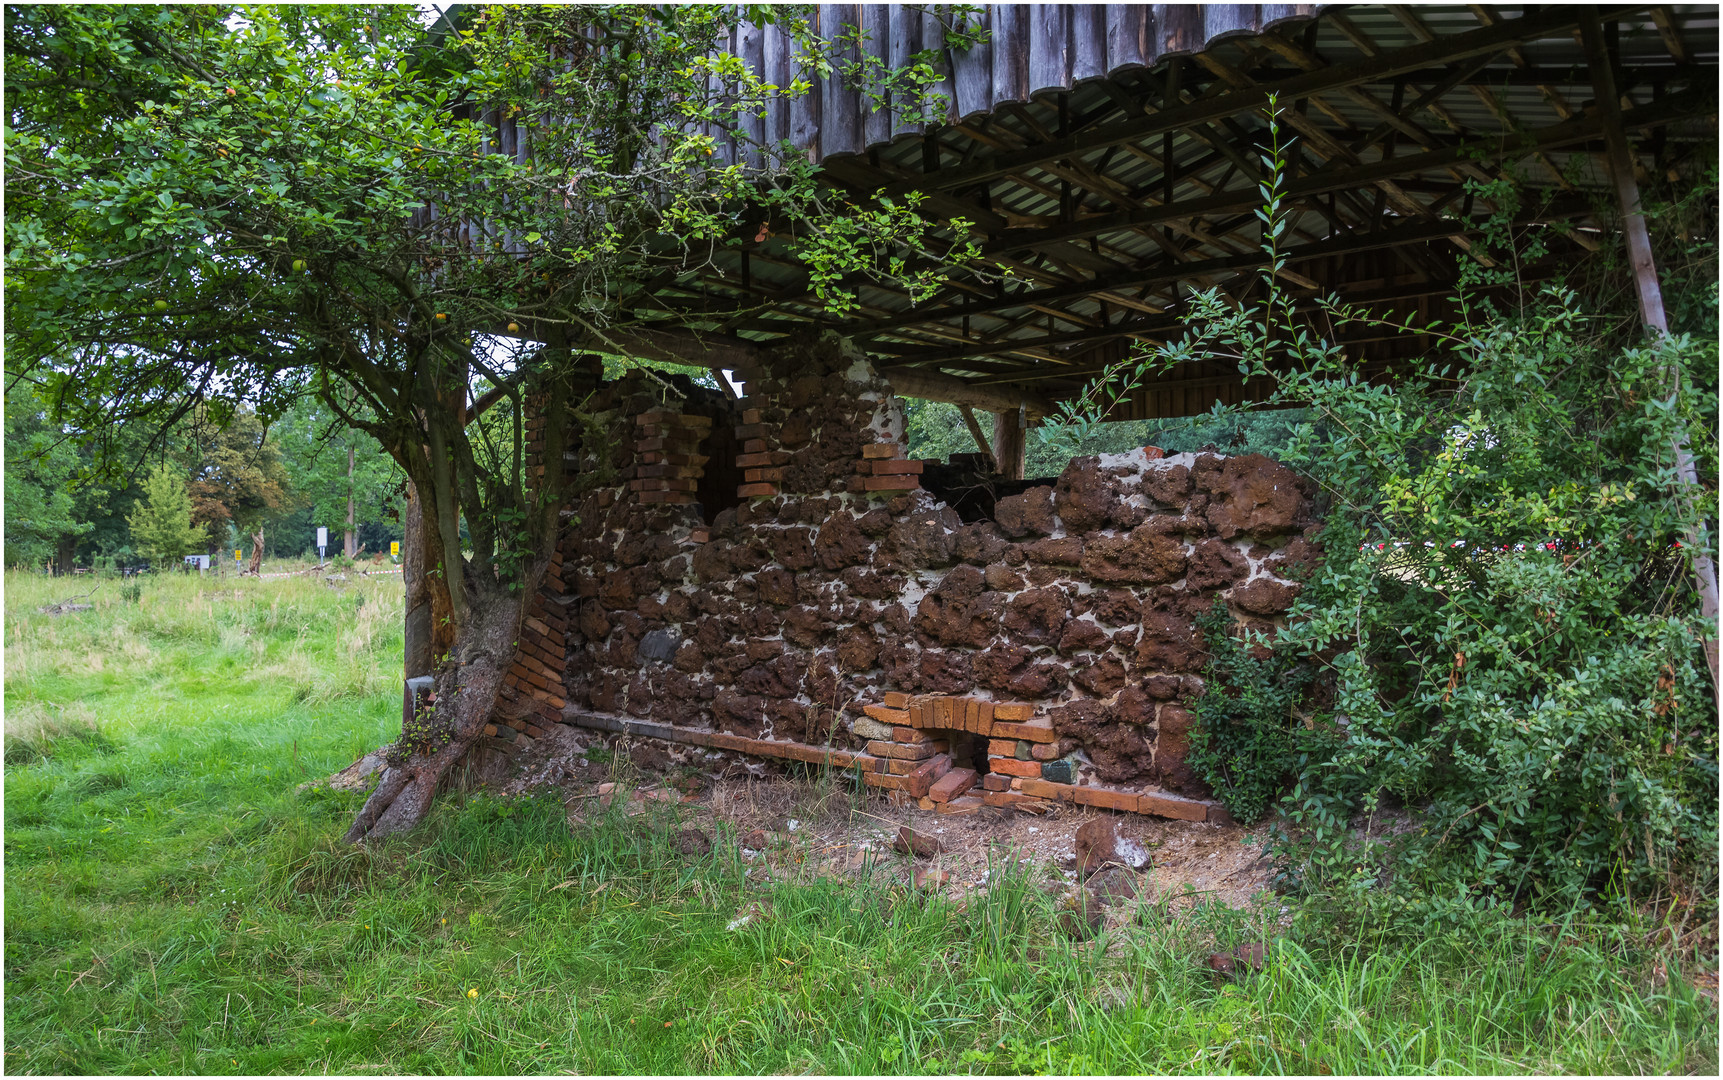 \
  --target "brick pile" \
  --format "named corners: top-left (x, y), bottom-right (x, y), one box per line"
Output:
top-left (735, 407), bottom-right (787, 499)
top-left (858, 441), bottom-right (922, 494)
top-left (632, 411), bottom-right (711, 505)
